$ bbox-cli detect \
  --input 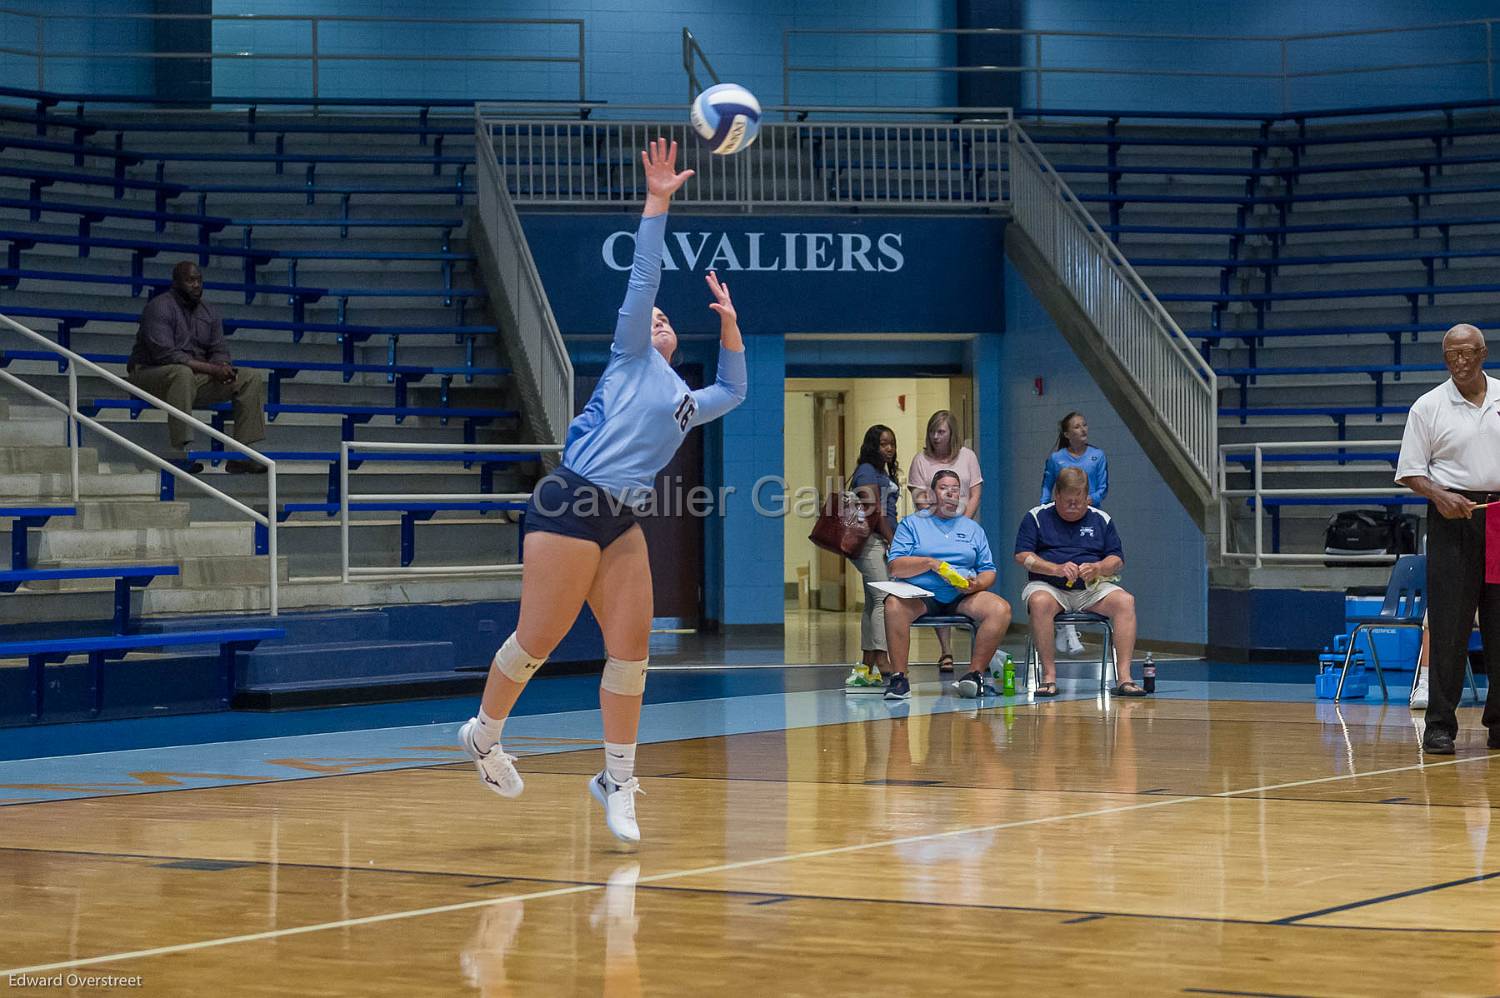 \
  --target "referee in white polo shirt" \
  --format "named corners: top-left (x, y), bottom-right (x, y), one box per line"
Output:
top-left (1396, 323), bottom-right (1500, 755)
